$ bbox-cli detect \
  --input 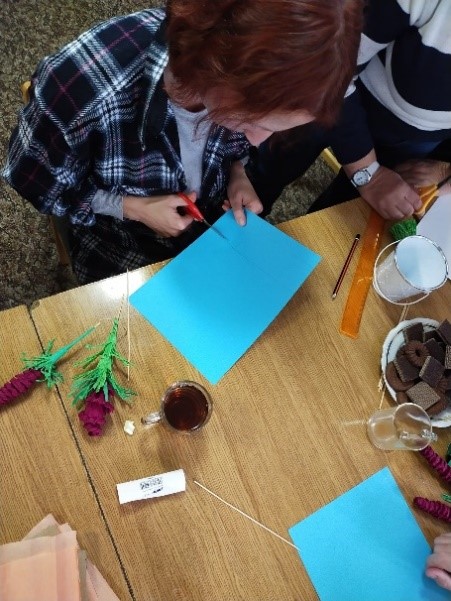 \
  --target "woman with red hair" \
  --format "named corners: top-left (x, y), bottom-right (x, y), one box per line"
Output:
top-left (3, 1), bottom-right (362, 283)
